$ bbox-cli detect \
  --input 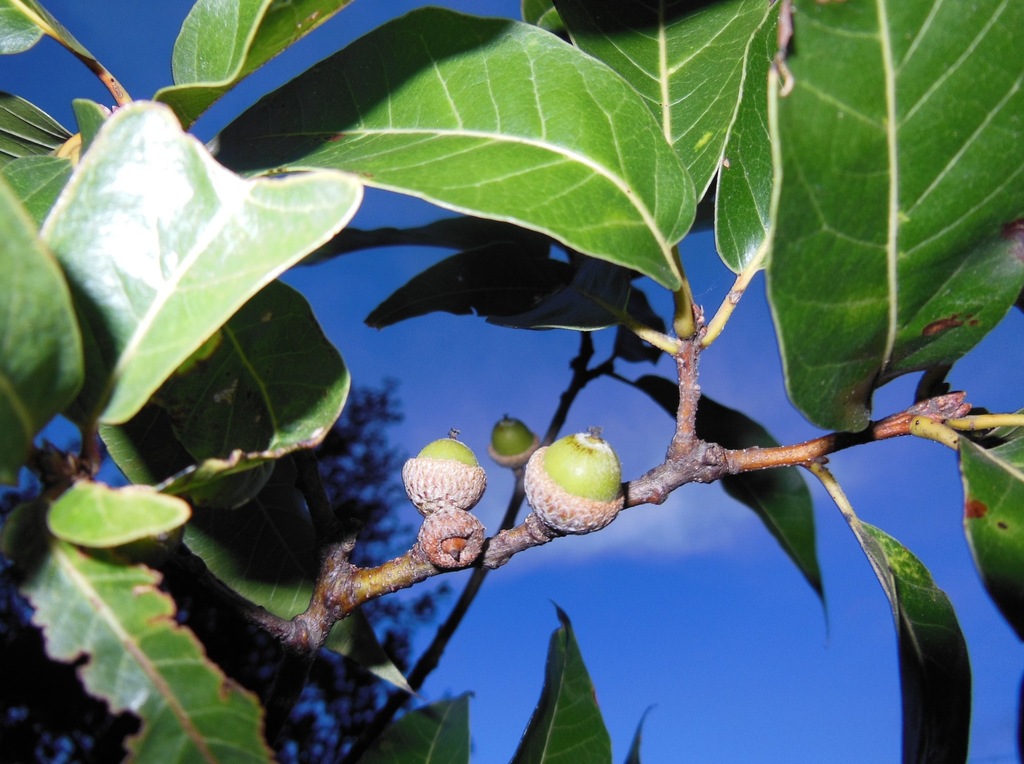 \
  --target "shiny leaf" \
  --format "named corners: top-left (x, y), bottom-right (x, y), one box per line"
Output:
top-left (0, 172), bottom-right (81, 484)
top-left (960, 437), bottom-right (1024, 640)
top-left (0, 91), bottom-right (70, 166)
top-left (768, 0), bottom-right (1024, 431)
top-left (361, 694), bottom-right (471, 764)
top-left (715, 9), bottom-right (775, 272)
top-left (156, 0), bottom-right (356, 127)
top-left (843, 515), bottom-right (970, 763)
top-left (2, 155), bottom-right (71, 224)
top-left (557, 0), bottom-right (771, 199)
top-left (47, 481), bottom-right (190, 547)
top-left (512, 606), bottom-right (612, 764)
top-left (216, 8), bottom-right (695, 289)
top-left (1, 499), bottom-right (272, 762)
top-left (43, 101), bottom-right (361, 425)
